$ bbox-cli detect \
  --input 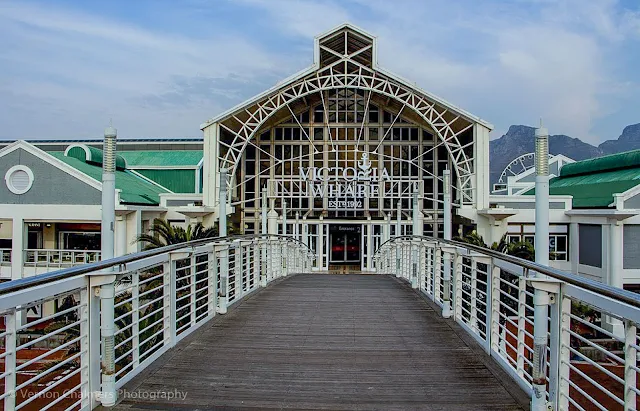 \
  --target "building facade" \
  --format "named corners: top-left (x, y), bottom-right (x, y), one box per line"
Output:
top-left (201, 24), bottom-right (493, 271)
